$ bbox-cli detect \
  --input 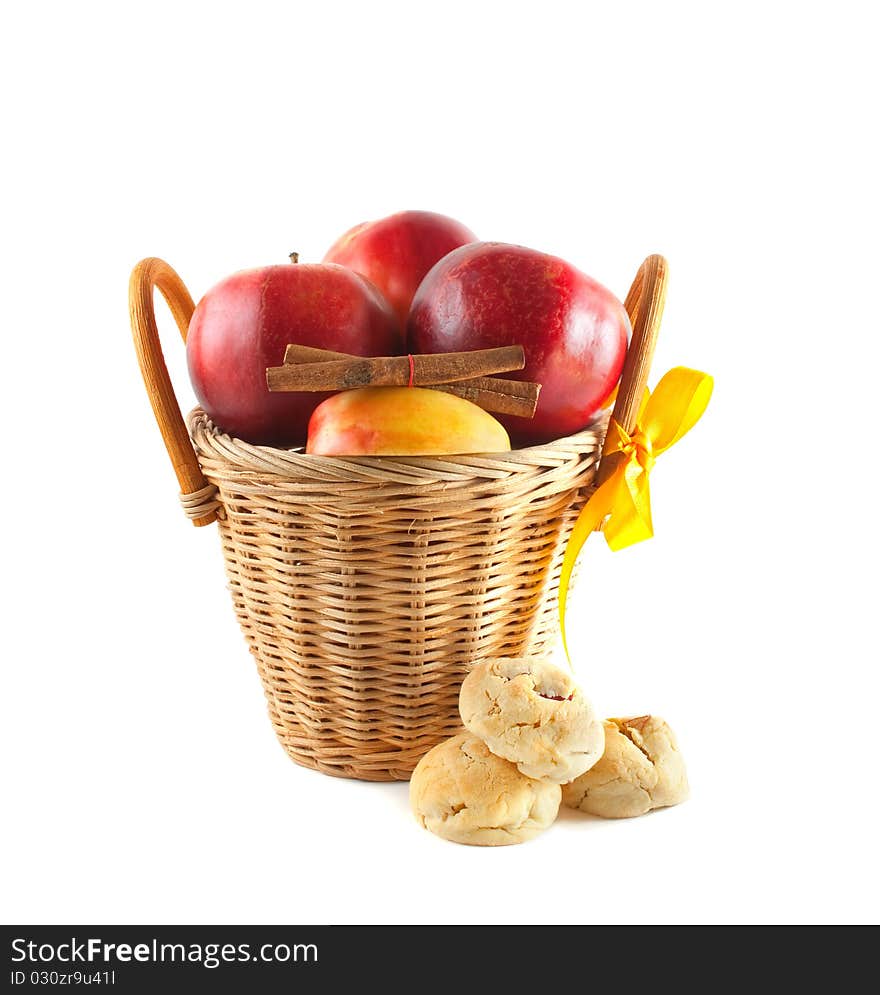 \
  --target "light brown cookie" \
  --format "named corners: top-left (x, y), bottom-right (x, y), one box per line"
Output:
top-left (409, 733), bottom-right (561, 846)
top-left (458, 658), bottom-right (605, 783)
top-left (562, 715), bottom-right (689, 818)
